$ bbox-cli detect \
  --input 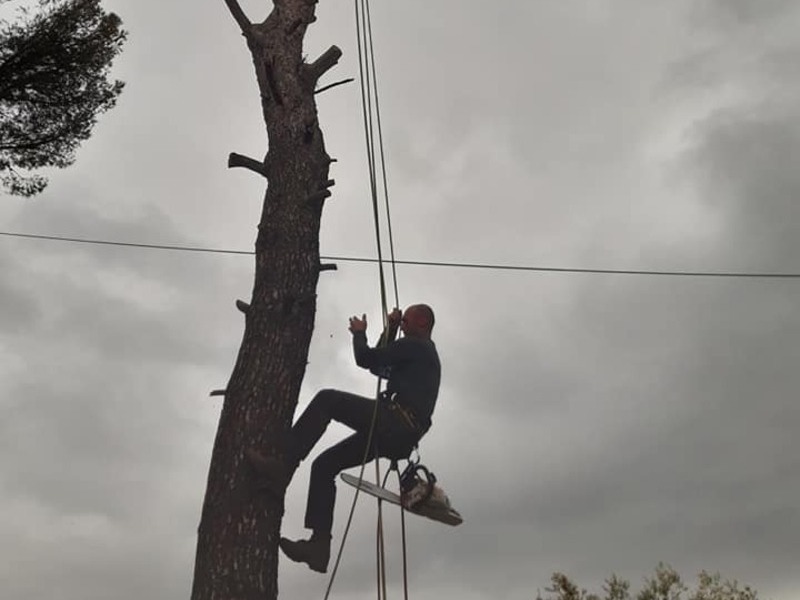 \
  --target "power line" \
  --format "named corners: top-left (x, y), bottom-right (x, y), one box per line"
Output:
top-left (1, 230), bottom-right (799, 279)
top-left (0, 231), bottom-right (253, 256)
